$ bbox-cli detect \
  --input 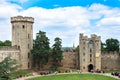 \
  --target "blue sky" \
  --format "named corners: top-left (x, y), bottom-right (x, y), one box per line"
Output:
top-left (0, 0), bottom-right (120, 47)
top-left (7, 0), bottom-right (120, 9)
